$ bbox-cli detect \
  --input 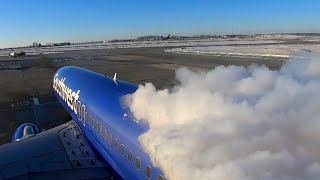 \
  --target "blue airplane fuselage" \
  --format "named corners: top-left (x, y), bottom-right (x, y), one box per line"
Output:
top-left (53, 66), bottom-right (164, 180)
